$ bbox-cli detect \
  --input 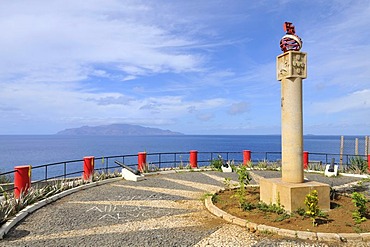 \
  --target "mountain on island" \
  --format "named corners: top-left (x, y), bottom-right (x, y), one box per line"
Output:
top-left (56, 124), bottom-right (183, 136)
